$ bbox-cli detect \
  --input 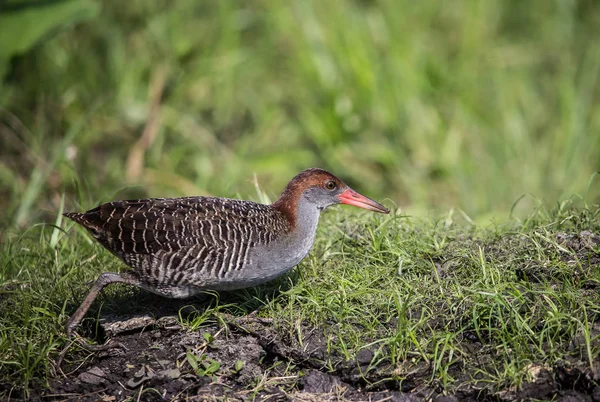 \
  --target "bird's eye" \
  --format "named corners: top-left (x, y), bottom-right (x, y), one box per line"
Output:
top-left (325, 180), bottom-right (337, 190)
